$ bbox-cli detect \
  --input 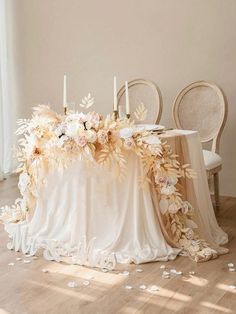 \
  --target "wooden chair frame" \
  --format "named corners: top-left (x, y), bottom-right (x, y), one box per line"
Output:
top-left (172, 81), bottom-right (228, 211)
top-left (117, 79), bottom-right (163, 124)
